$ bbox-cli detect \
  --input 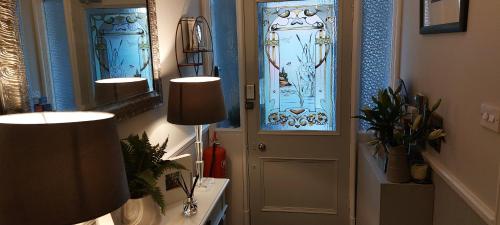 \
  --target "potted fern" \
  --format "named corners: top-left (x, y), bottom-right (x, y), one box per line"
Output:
top-left (120, 132), bottom-right (183, 225)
